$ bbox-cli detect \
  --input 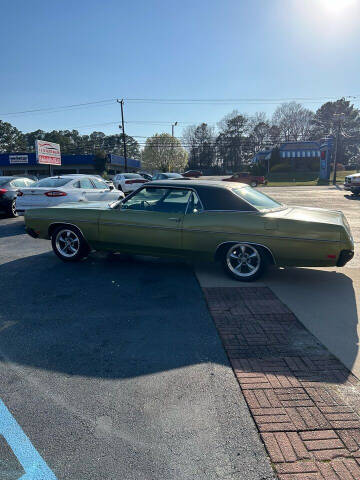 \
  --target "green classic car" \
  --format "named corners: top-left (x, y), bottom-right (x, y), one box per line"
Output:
top-left (24, 180), bottom-right (354, 281)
